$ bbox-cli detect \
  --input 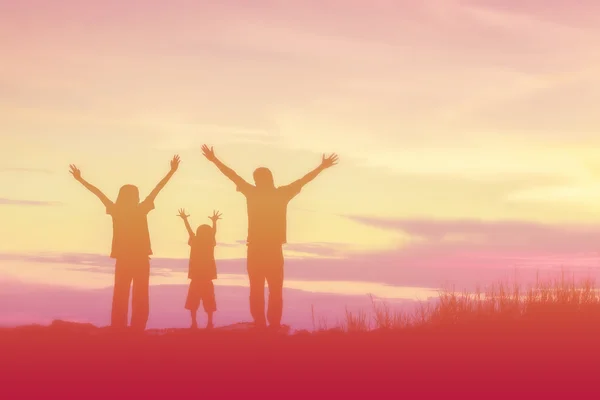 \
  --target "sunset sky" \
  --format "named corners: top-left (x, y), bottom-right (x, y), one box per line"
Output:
top-left (2, 0), bottom-right (600, 328)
